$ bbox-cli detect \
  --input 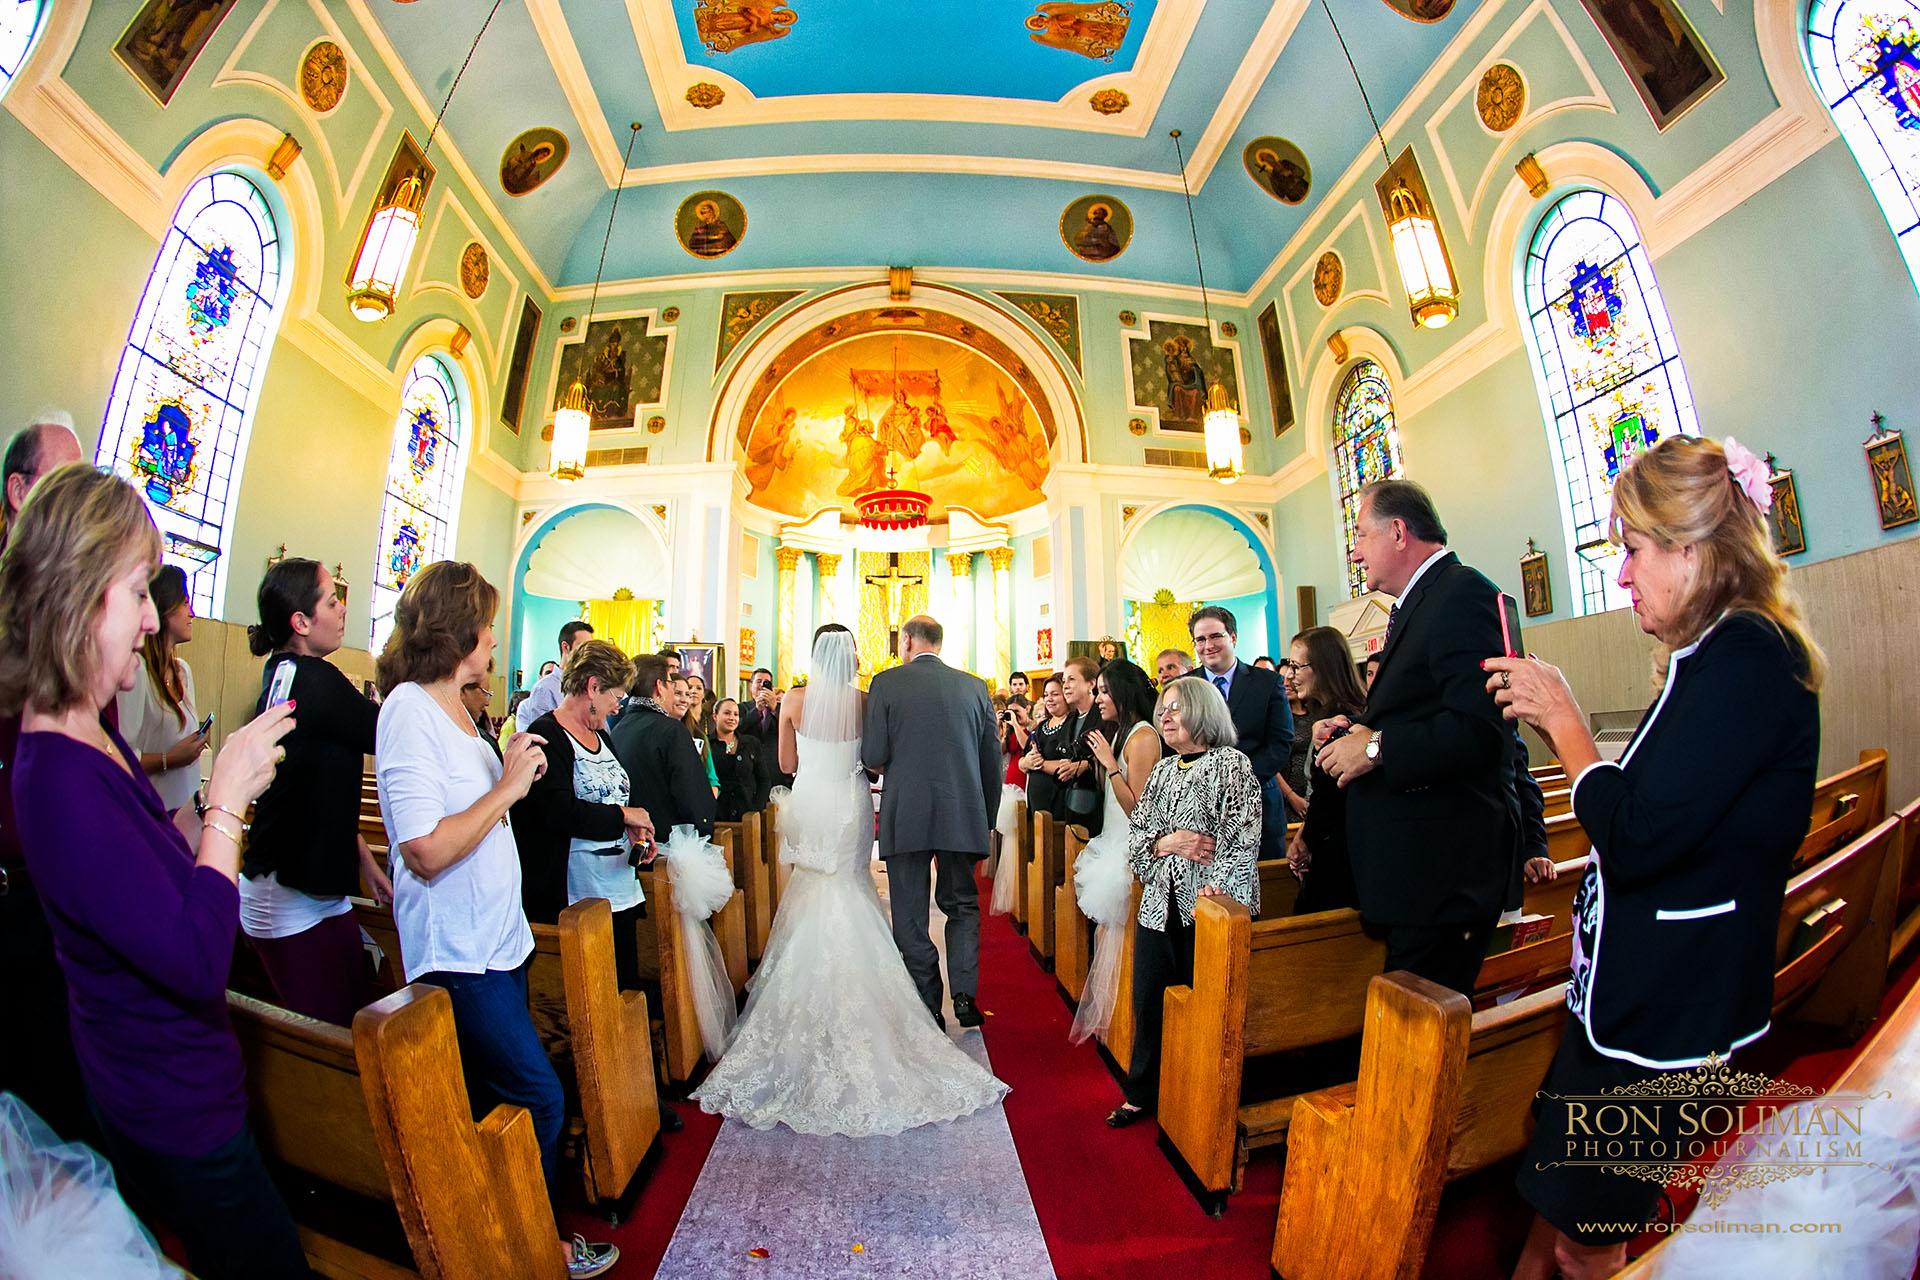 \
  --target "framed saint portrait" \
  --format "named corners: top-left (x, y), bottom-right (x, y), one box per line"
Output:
top-left (499, 127), bottom-right (570, 197)
top-left (665, 642), bottom-right (725, 695)
top-left (1865, 428), bottom-right (1919, 530)
top-left (1575, 0), bottom-right (1723, 130)
top-left (1519, 543), bottom-right (1552, 618)
top-left (1767, 465), bottom-right (1806, 556)
top-left (1242, 137), bottom-right (1312, 205)
top-left (1060, 194), bottom-right (1132, 264)
top-left (676, 191), bottom-right (746, 259)
top-left (115, 0), bottom-right (237, 105)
